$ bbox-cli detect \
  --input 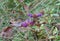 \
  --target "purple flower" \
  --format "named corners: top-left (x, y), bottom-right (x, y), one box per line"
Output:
top-left (30, 21), bottom-right (35, 26)
top-left (21, 22), bottom-right (28, 27)
top-left (27, 13), bottom-right (43, 18)
top-left (25, 19), bottom-right (35, 26)
top-left (36, 13), bottom-right (43, 17)
top-left (27, 13), bottom-right (33, 17)
top-left (25, 19), bottom-right (31, 23)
